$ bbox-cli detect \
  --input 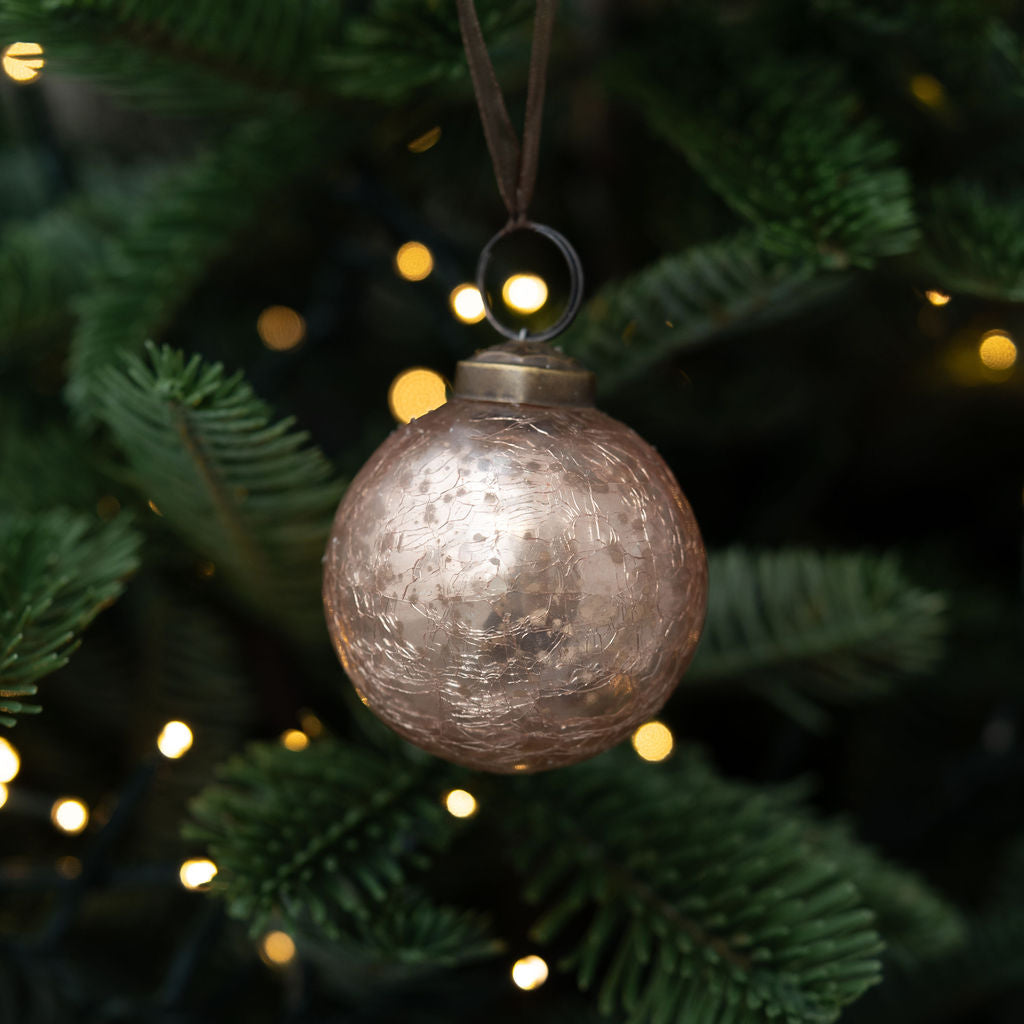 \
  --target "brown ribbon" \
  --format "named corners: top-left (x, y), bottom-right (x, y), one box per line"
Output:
top-left (456, 0), bottom-right (557, 224)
